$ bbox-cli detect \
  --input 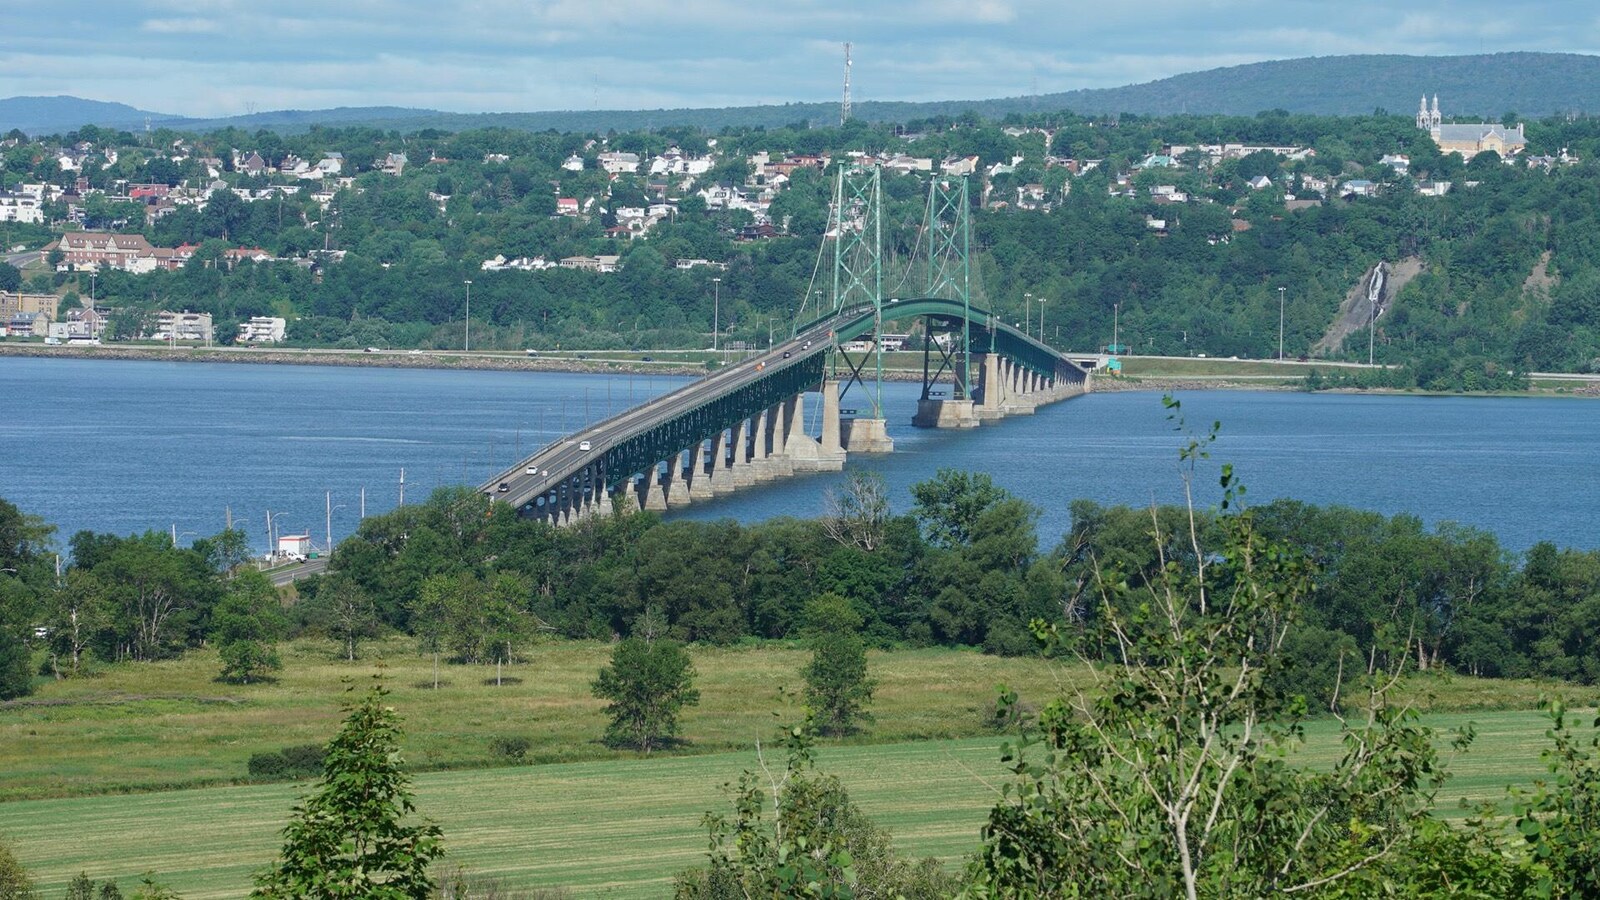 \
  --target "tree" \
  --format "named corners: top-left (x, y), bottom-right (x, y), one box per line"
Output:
top-left (0, 835), bottom-right (34, 900)
top-left (821, 469), bottom-right (891, 552)
top-left (966, 403), bottom-right (1462, 899)
top-left (591, 621), bottom-right (699, 754)
top-left (252, 681), bottom-right (444, 899)
top-left (0, 578), bottom-right (34, 701)
top-left (676, 718), bottom-right (953, 899)
top-left (212, 570), bottom-right (285, 683)
top-left (62, 873), bottom-right (122, 900)
top-left (910, 469), bottom-right (1007, 549)
top-left (309, 575), bottom-right (380, 661)
top-left (409, 574), bottom-right (459, 689)
top-left (45, 570), bottom-right (111, 679)
top-left (1512, 698), bottom-right (1600, 898)
top-left (801, 594), bottom-right (874, 736)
